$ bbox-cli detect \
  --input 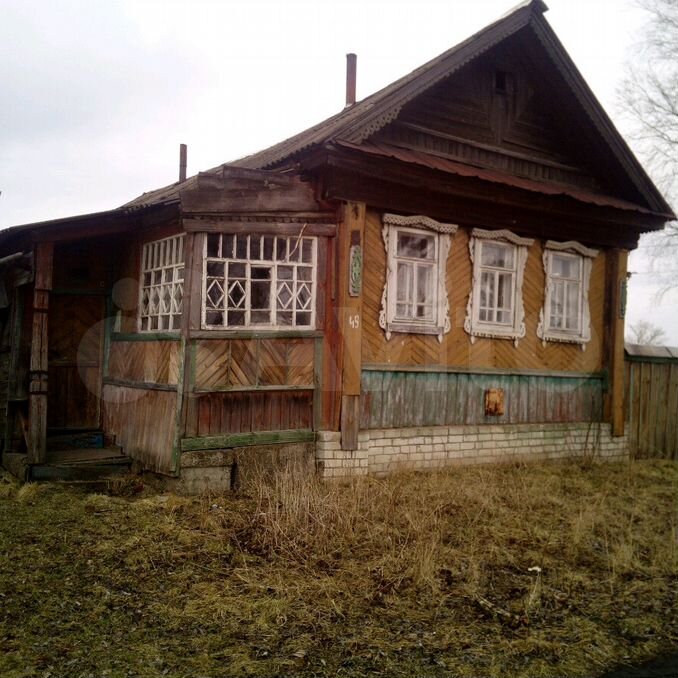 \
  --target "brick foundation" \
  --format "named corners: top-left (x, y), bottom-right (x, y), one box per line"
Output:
top-left (316, 423), bottom-right (628, 479)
